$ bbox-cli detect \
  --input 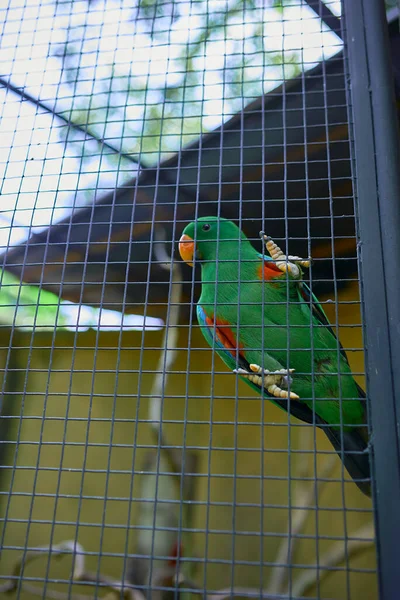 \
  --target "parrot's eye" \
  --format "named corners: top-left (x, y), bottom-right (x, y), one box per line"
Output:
top-left (202, 223), bottom-right (211, 232)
